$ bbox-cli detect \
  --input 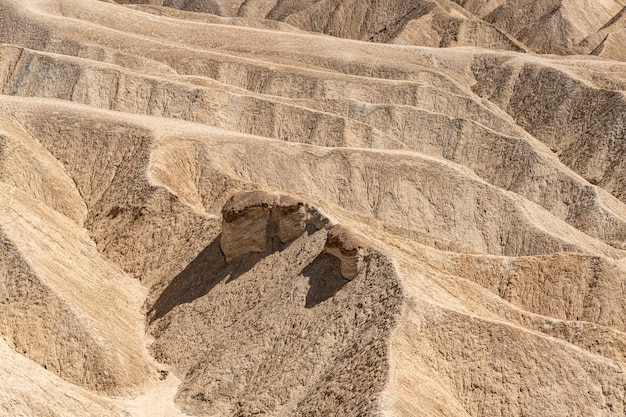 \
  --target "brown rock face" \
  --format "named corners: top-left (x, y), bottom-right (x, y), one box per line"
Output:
top-left (324, 224), bottom-right (367, 280)
top-left (220, 190), bottom-right (329, 260)
top-left (220, 191), bottom-right (368, 279)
